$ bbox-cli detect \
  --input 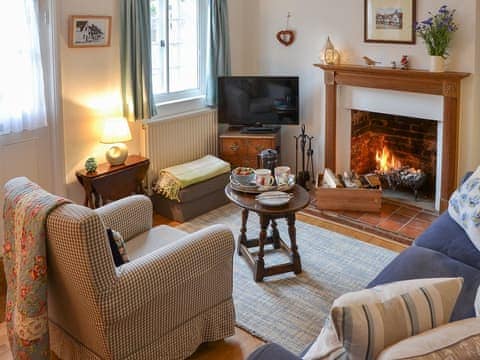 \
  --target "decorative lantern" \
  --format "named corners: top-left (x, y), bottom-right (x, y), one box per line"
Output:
top-left (323, 36), bottom-right (339, 65)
